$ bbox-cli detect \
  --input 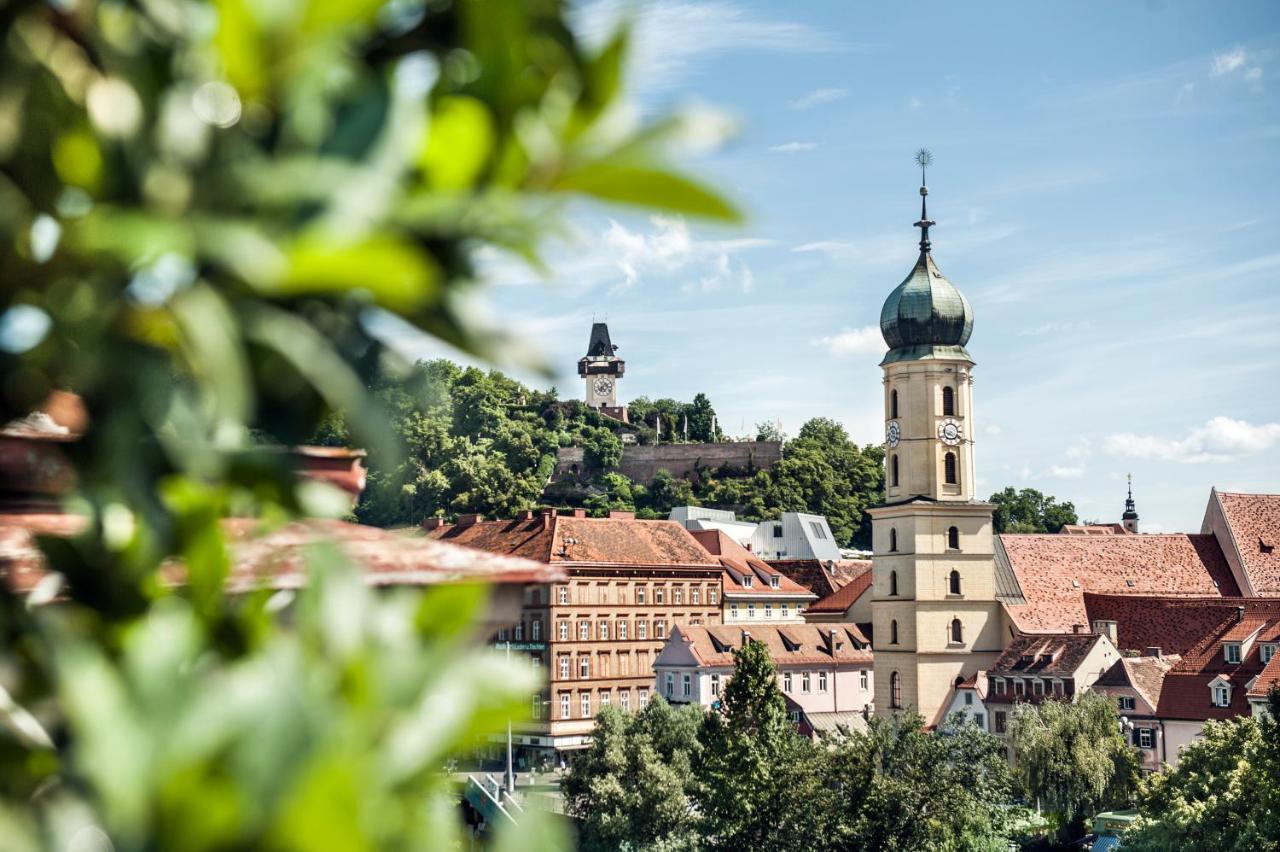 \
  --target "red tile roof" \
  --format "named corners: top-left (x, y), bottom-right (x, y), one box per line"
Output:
top-left (989, 633), bottom-right (1107, 678)
top-left (427, 514), bottom-right (719, 567)
top-left (1143, 598), bottom-right (1280, 721)
top-left (1, 514), bottom-right (560, 595)
top-left (768, 559), bottom-right (872, 597)
top-left (689, 530), bottom-right (814, 597)
top-left (1247, 654), bottom-right (1280, 700)
top-left (1215, 491), bottom-right (1280, 596)
top-left (1095, 655), bottom-right (1179, 711)
top-left (807, 564), bottom-right (874, 614)
top-left (671, 623), bottom-right (873, 668)
top-left (999, 533), bottom-right (1240, 634)
top-left (1083, 594), bottom-right (1244, 657)
top-left (1059, 524), bottom-right (1131, 535)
